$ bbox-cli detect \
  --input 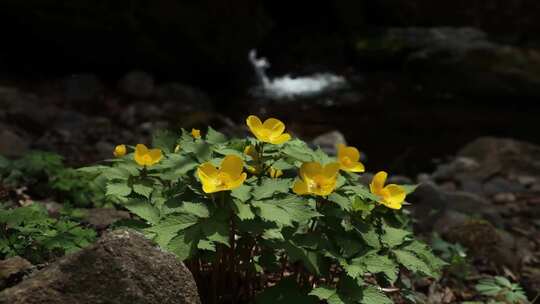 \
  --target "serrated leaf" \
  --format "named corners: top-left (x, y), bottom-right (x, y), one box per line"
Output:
top-left (381, 224), bottom-right (410, 248)
top-left (342, 185), bottom-right (380, 201)
top-left (182, 141), bottom-right (212, 162)
top-left (180, 202), bottom-right (210, 218)
top-left (252, 178), bottom-right (292, 200)
top-left (232, 199), bottom-right (255, 220)
top-left (152, 129), bottom-right (177, 153)
top-left (282, 144), bottom-right (313, 162)
top-left (262, 228), bottom-right (284, 240)
top-left (351, 197), bottom-right (375, 213)
top-left (363, 254), bottom-right (399, 283)
top-left (206, 126), bottom-right (228, 144)
top-left (132, 180), bottom-right (154, 198)
top-left (256, 278), bottom-right (318, 304)
top-left (253, 201), bottom-right (293, 227)
top-left (278, 195), bottom-right (321, 223)
top-left (309, 286), bottom-right (337, 300)
top-left (402, 184), bottom-right (418, 195)
top-left (231, 185), bottom-right (252, 202)
top-left (361, 286), bottom-right (393, 304)
top-left (124, 199), bottom-right (160, 225)
top-left (197, 239), bottom-right (216, 251)
top-left (106, 182), bottom-right (132, 197)
top-left (158, 154), bottom-right (198, 178)
top-left (202, 217), bottom-right (230, 246)
top-left (328, 193), bottom-right (352, 211)
top-left (393, 249), bottom-right (438, 278)
top-left (167, 226), bottom-right (200, 260)
top-left (145, 213), bottom-right (199, 247)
